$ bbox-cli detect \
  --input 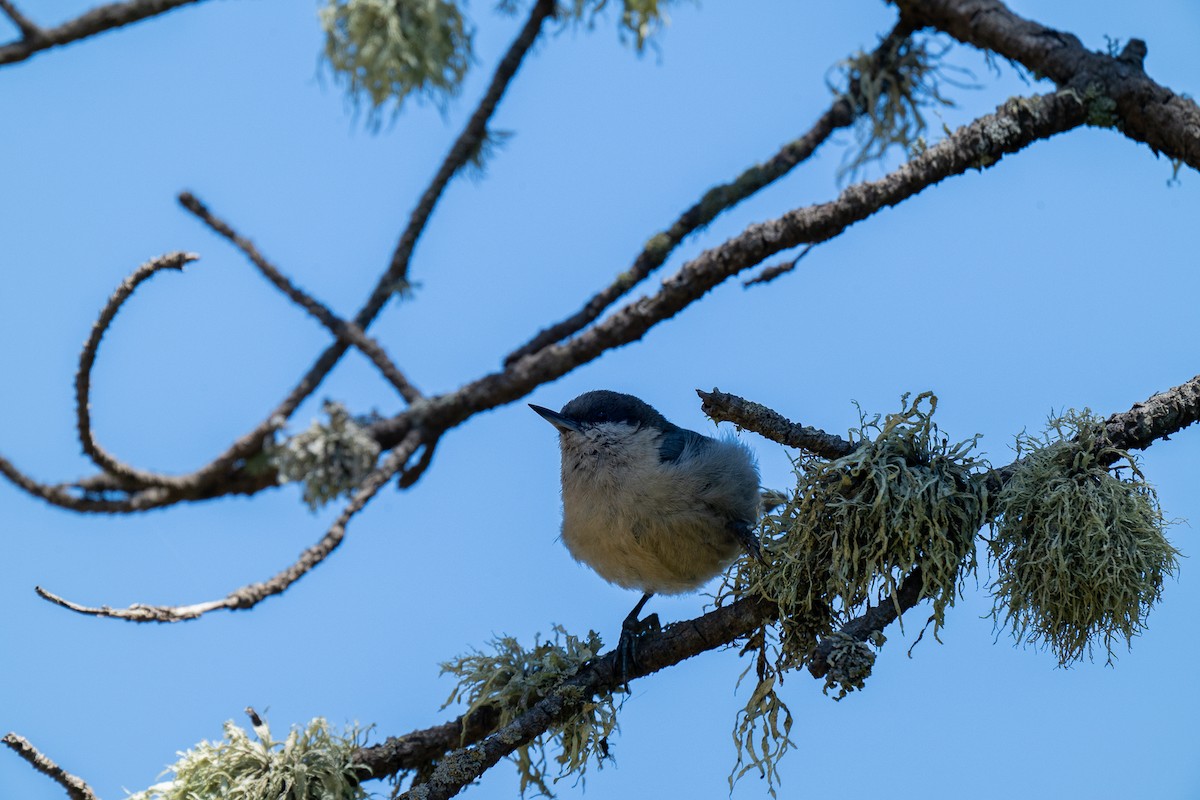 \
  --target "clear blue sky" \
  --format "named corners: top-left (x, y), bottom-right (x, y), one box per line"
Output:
top-left (2, 1), bottom-right (1199, 798)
